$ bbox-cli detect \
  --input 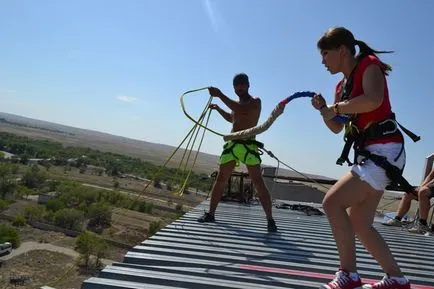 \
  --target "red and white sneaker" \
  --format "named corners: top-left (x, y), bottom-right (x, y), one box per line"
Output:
top-left (363, 275), bottom-right (410, 289)
top-left (320, 269), bottom-right (363, 289)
